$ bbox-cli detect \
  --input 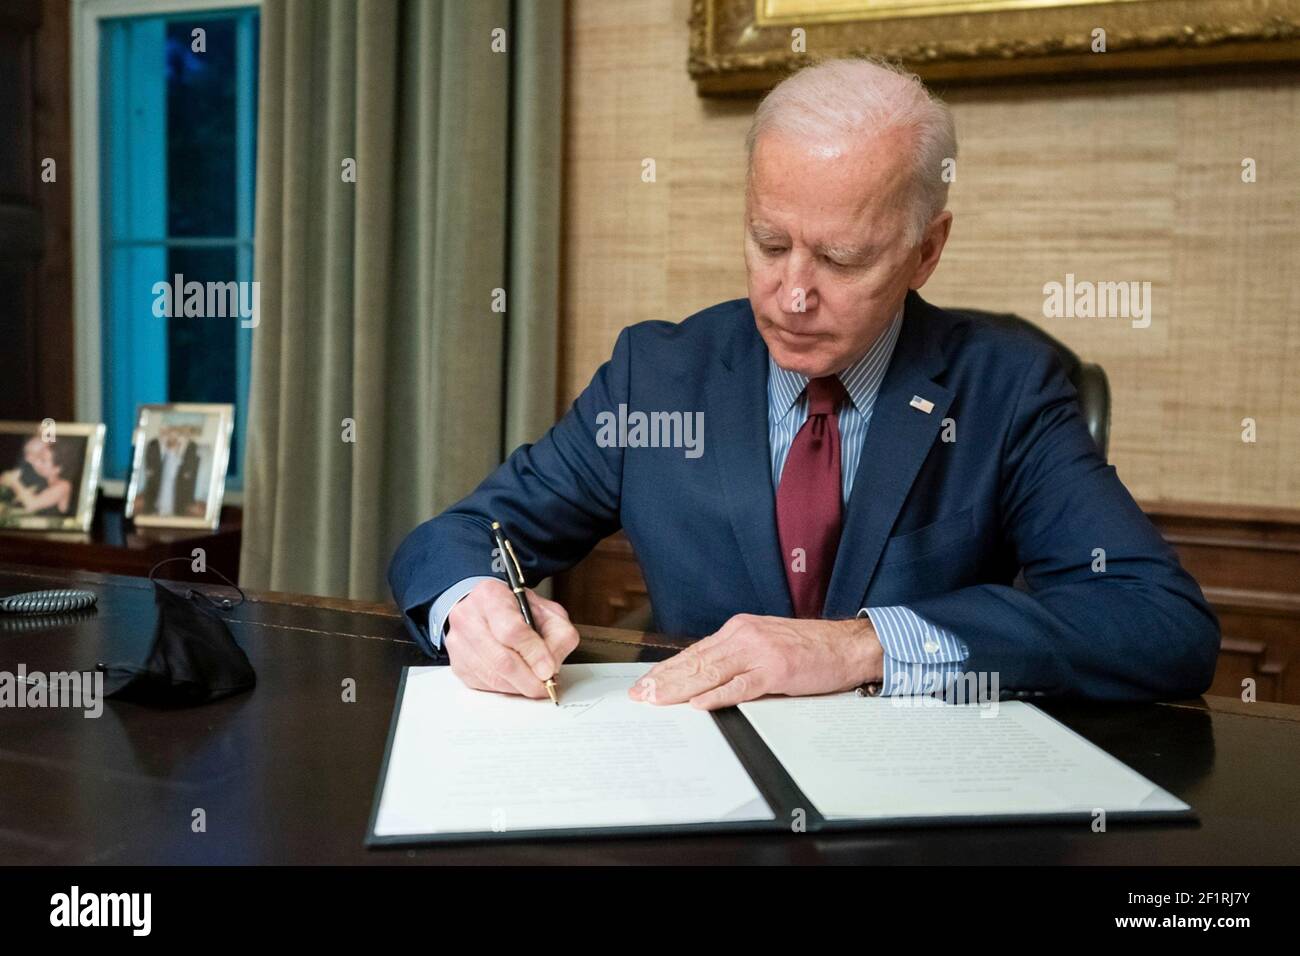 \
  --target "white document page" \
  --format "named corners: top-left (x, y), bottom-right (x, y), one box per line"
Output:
top-left (738, 694), bottom-right (1189, 820)
top-left (373, 662), bottom-right (773, 837)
